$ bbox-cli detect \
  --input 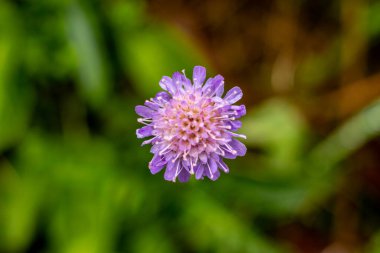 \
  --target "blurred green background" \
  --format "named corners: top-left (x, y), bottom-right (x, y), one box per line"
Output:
top-left (1, 0), bottom-right (380, 252)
